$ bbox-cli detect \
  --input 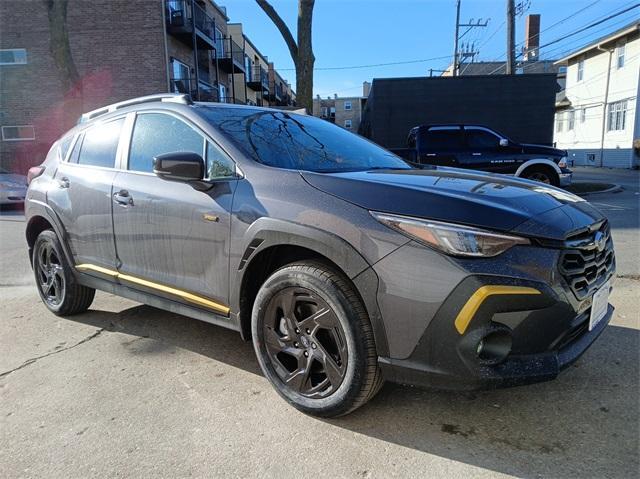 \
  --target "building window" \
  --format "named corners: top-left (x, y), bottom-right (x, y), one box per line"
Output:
top-left (0, 49), bottom-right (27, 65)
top-left (344, 101), bottom-right (352, 111)
top-left (329, 107), bottom-right (335, 119)
top-left (580, 107), bottom-right (586, 123)
top-left (219, 83), bottom-right (227, 101)
top-left (170, 58), bottom-right (191, 94)
top-left (577, 58), bottom-right (584, 82)
top-left (568, 110), bottom-right (575, 131)
top-left (607, 100), bottom-right (627, 131)
top-left (555, 113), bottom-right (564, 133)
top-left (617, 42), bottom-right (625, 69)
top-left (1, 125), bottom-right (35, 141)
top-left (344, 119), bottom-right (352, 129)
top-left (558, 66), bottom-right (567, 74)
